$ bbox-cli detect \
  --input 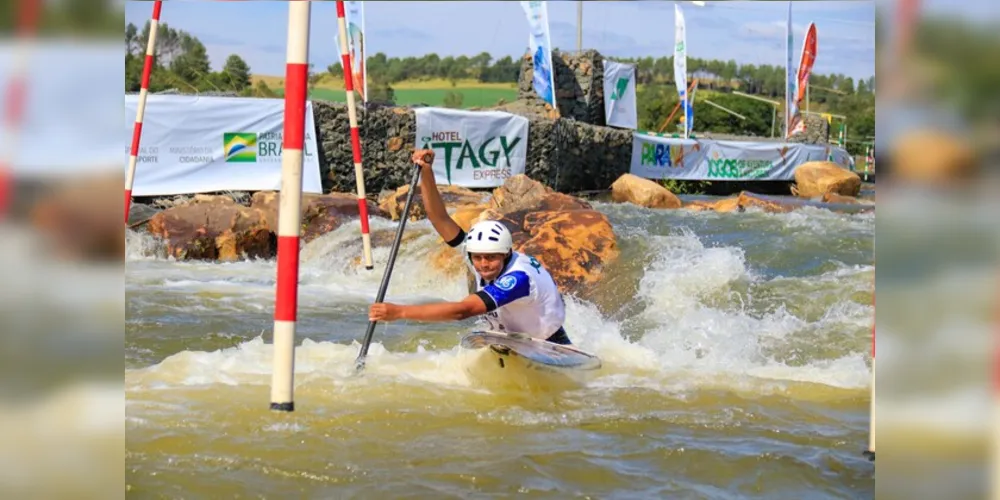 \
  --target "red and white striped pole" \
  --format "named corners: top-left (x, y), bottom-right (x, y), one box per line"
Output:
top-left (124, 0), bottom-right (163, 225)
top-left (335, 1), bottom-right (374, 270)
top-left (0, 0), bottom-right (41, 219)
top-left (270, 0), bottom-right (311, 413)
